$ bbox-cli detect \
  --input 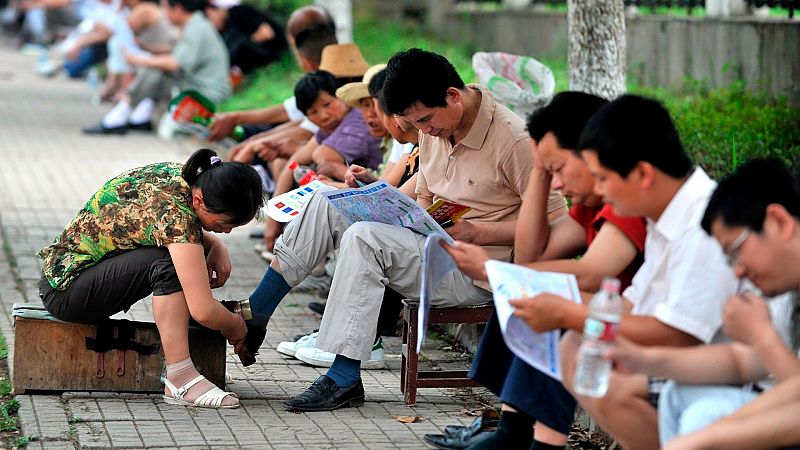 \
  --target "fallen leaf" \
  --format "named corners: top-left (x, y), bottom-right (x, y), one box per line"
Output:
top-left (392, 415), bottom-right (421, 423)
